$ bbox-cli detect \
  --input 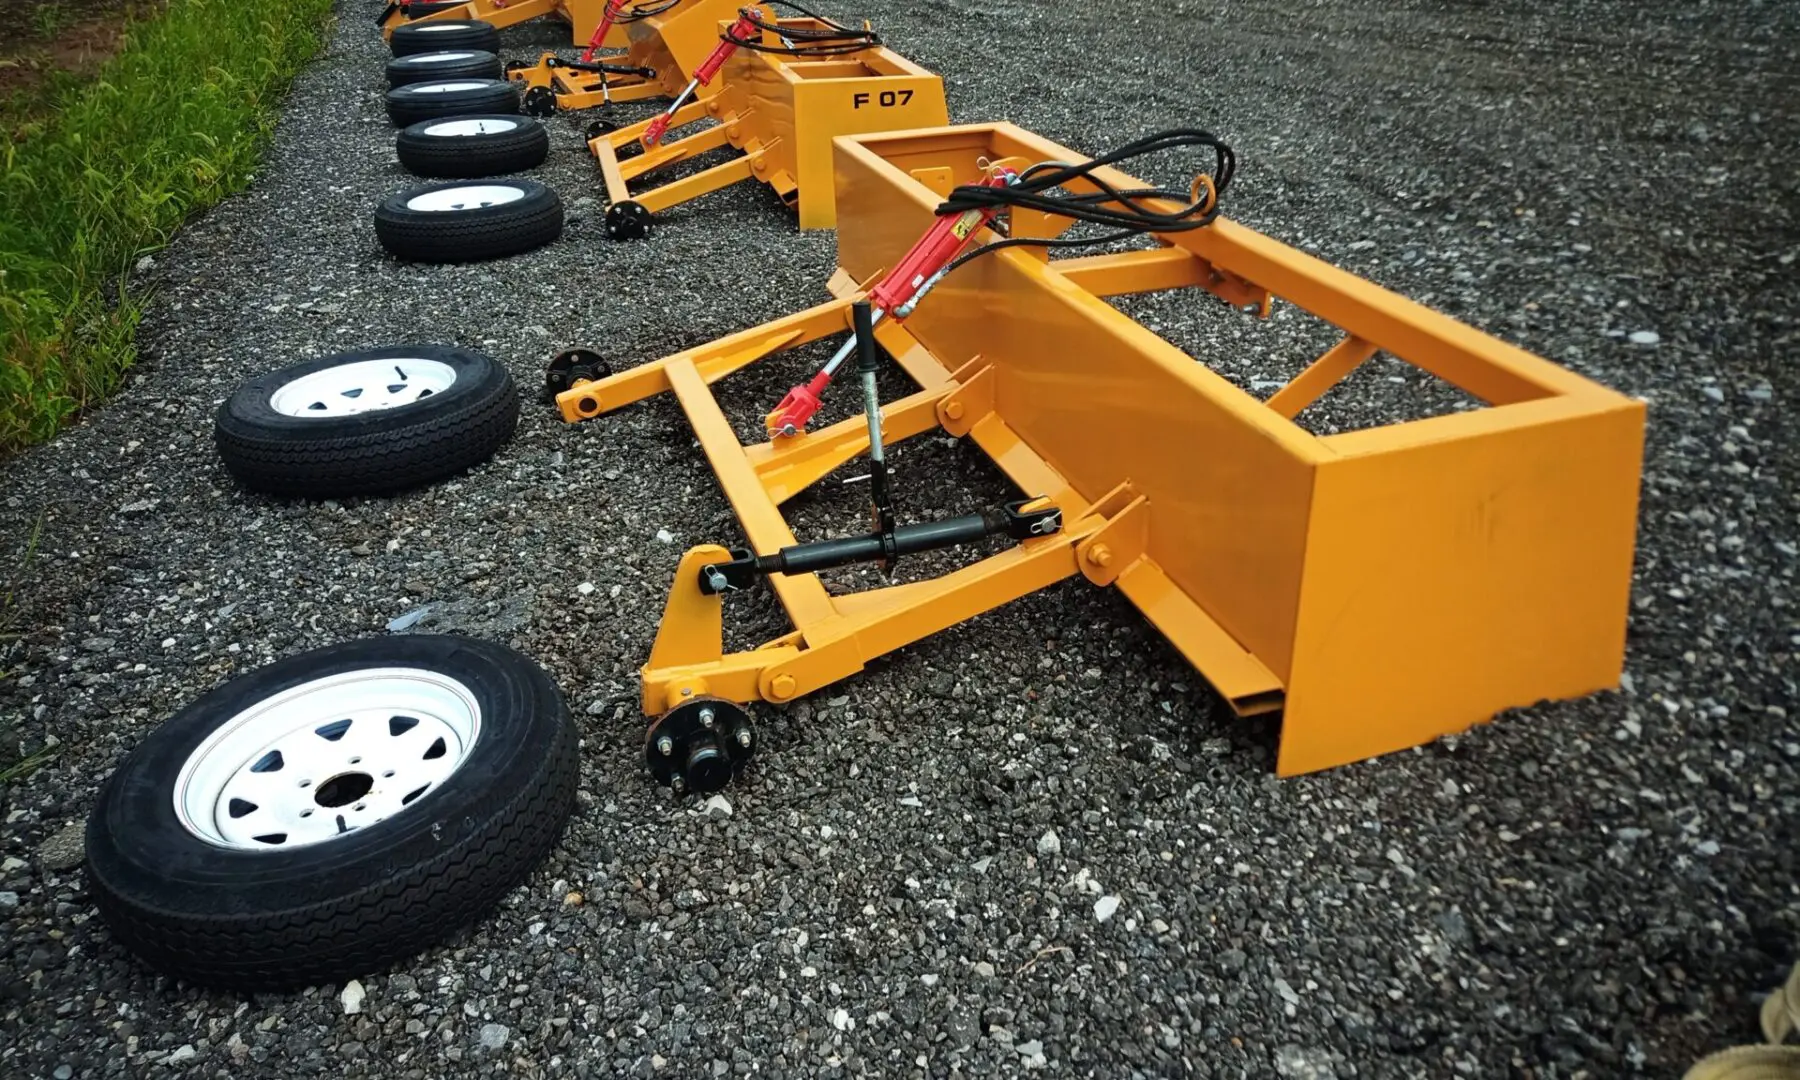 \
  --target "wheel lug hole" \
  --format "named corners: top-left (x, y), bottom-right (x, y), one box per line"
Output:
top-left (382, 770), bottom-right (396, 778)
top-left (349, 756), bottom-right (362, 764)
